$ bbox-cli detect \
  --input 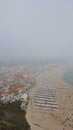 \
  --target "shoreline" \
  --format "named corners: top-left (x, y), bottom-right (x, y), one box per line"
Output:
top-left (26, 64), bottom-right (73, 130)
top-left (62, 67), bottom-right (73, 87)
